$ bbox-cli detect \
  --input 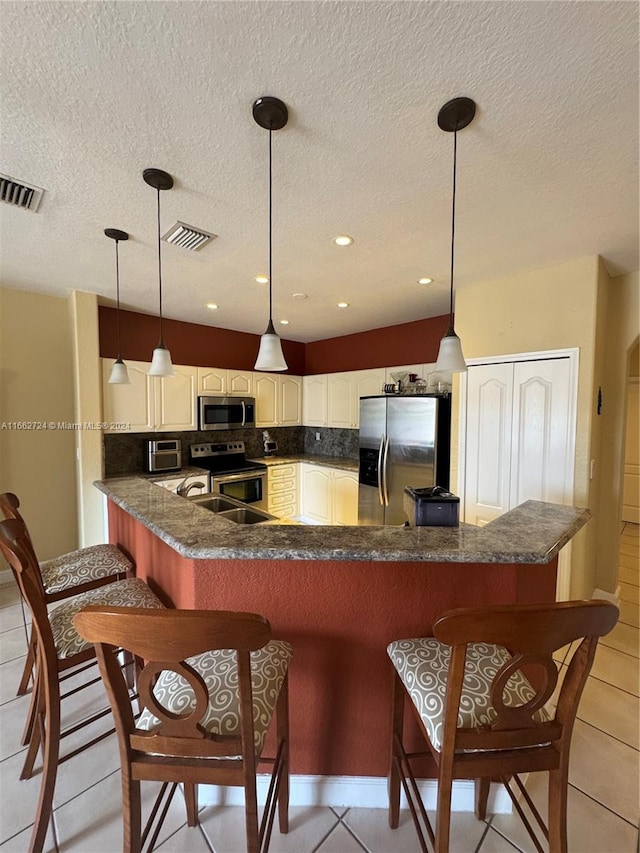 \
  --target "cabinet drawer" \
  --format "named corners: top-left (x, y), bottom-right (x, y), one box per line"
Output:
top-left (270, 478), bottom-right (295, 495)
top-left (269, 464), bottom-right (297, 480)
top-left (269, 492), bottom-right (297, 508)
